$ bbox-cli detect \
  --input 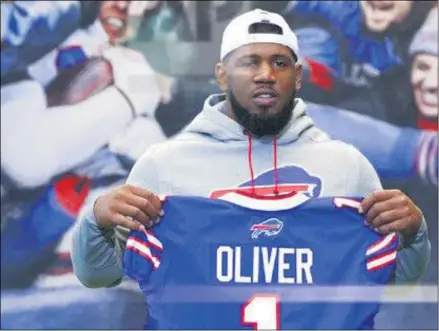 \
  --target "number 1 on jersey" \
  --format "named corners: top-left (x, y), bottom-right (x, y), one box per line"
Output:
top-left (241, 294), bottom-right (280, 330)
